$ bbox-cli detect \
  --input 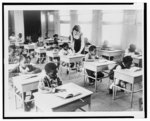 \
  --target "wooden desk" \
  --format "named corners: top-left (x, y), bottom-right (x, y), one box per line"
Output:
top-left (98, 50), bottom-right (124, 60)
top-left (35, 47), bottom-right (46, 63)
top-left (34, 83), bottom-right (93, 112)
top-left (15, 42), bottom-right (24, 48)
top-left (46, 50), bottom-right (59, 58)
top-left (24, 44), bottom-right (36, 54)
top-left (12, 74), bottom-right (40, 111)
top-left (45, 38), bottom-right (54, 45)
top-left (60, 54), bottom-right (85, 75)
top-left (113, 67), bottom-right (143, 108)
top-left (132, 55), bottom-right (142, 67)
top-left (84, 60), bottom-right (116, 92)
